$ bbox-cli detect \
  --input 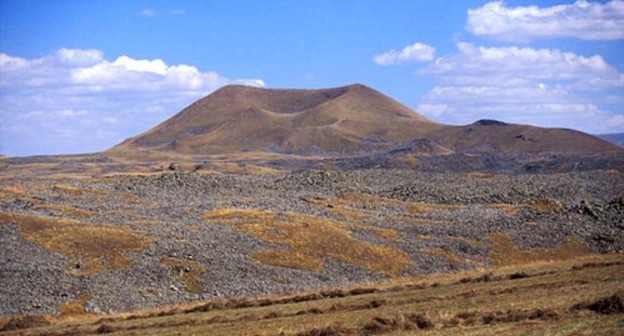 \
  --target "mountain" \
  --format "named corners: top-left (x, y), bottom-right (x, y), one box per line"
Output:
top-left (426, 120), bottom-right (620, 154)
top-left (110, 84), bottom-right (621, 156)
top-left (597, 133), bottom-right (624, 147)
top-left (111, 84), bottom-right (441, 155)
